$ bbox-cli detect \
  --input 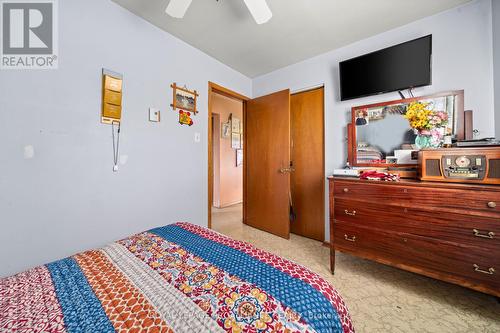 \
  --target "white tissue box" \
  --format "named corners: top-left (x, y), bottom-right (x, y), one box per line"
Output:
top-left (394, 150), bottom-right (418, 164)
